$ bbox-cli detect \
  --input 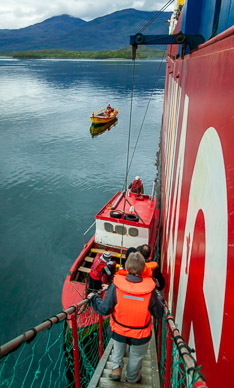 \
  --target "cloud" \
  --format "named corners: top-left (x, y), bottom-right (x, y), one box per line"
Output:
top-left (0, 0), bottom-right (175, 29)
